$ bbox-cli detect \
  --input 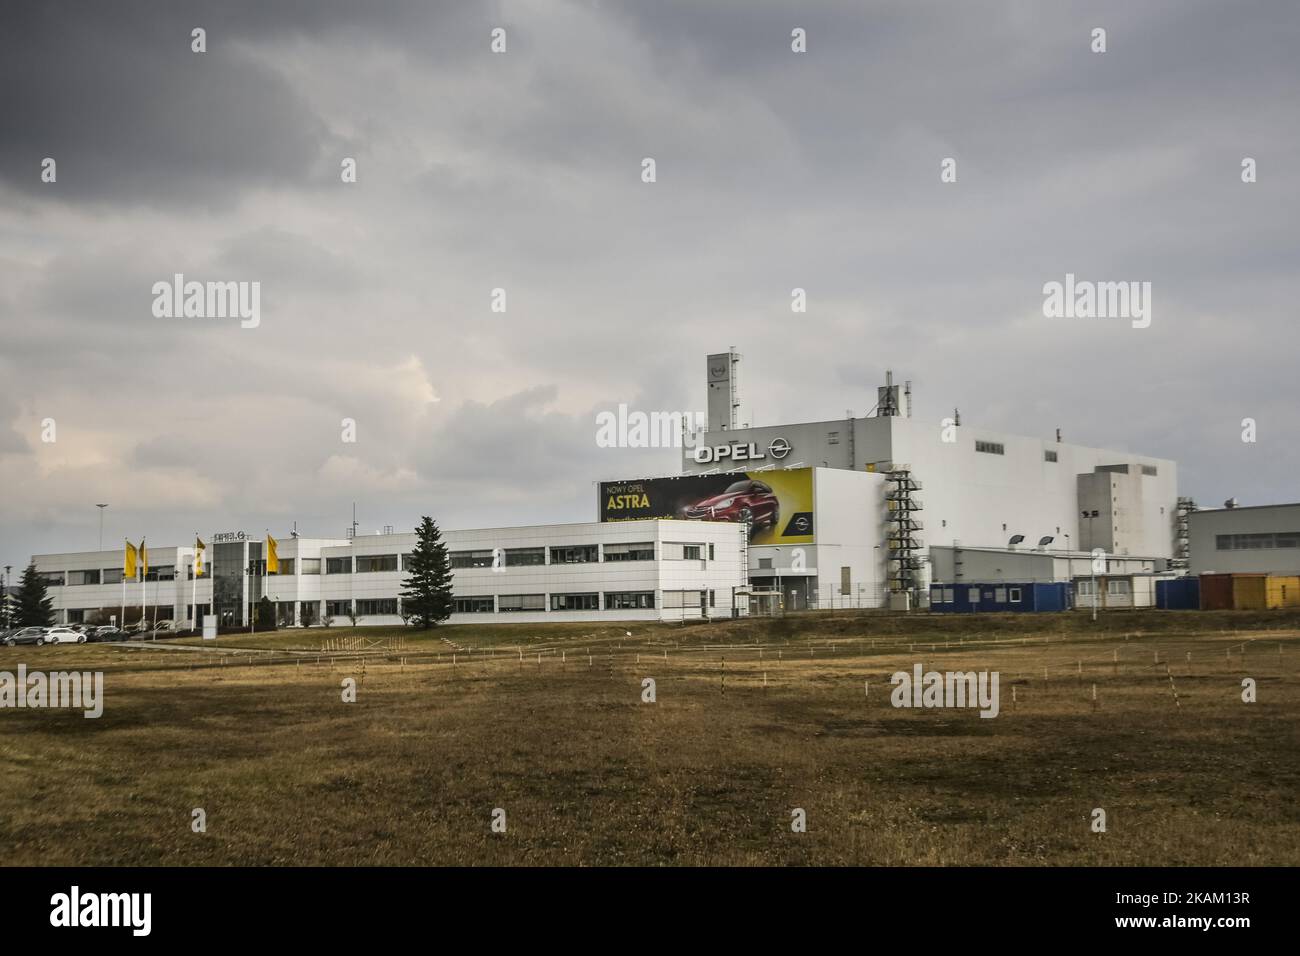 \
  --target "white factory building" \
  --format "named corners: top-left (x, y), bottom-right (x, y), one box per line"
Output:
top-left (23, 351), bottom-right (1189, 626)
top-left (29, 519), bottom-right (748, 628)
top-left (599, 351), bottom-right (1182, 609)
